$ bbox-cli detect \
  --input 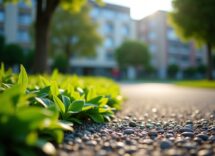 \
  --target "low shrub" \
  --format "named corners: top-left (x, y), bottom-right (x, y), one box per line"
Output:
top-left (0, 64), bottom-right (122, 155)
